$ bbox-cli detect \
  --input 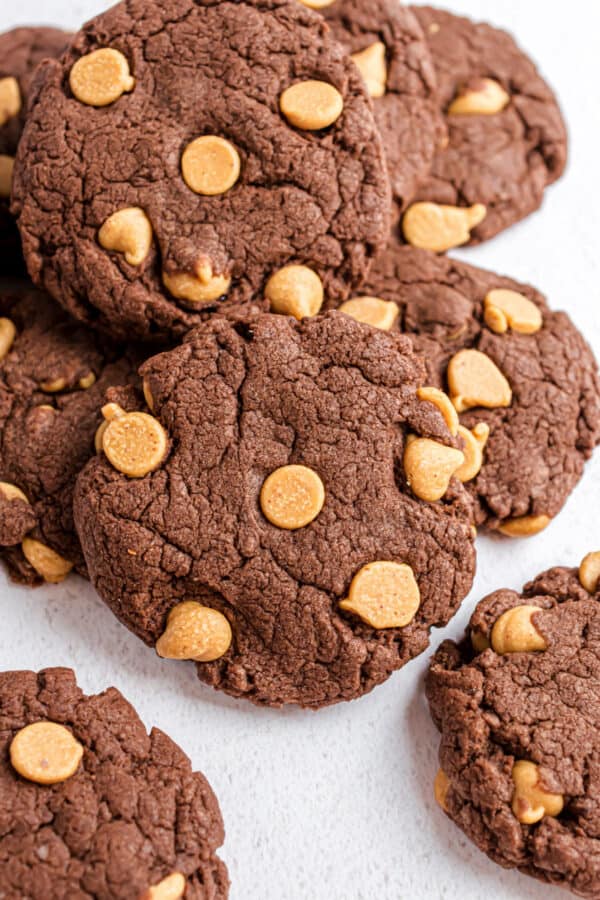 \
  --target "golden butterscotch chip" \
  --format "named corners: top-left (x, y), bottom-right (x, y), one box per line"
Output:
top-left (40, 377), bottom-right (67, 393)
top-left (156, 601), bottom-right (232, 662)
top-left (143, 378), bottom-right (155, 412)
top-left (297, 0), bottom-right (336, 7)
top-left (491, 604), bottom-right (548, 655)
top-left (0, 76), bottom-right (21, 127)
top-left (265, 265), bottom-right (323, 319)
top-left (455, 422), bottom-right (489, 483)
top-left (280, 80), bottom-right (343, 130)
top-left (434, 769), bottom-right (450, 812)
top-left (402, 202), bottom-right (486, 253)
top-left (79, 372), bottom-right (96, 390)
top-left (181, 136), bottom-right (241, 196)
top-left (351, 42), bottom-right (387, 98)
top-left (0, 482), bottom-right (29, 504)
top-left (339, 561), bottom-right (421, 629)
top-left (69, 48), bottom-right (135, 107)
top-left (338, 296), bottom-right (398, 331)
top-left (0, 317), bottom-right (16, 361)
top-left (470, 628), bottom-right (490, 653)
top-left (22, 538), bottom-right (73, 583)
top-left (417, 386), bottom-right (459, 436)
top-left (0, 154), bottom-right (14, 198)
top-left (511, 760), bottom-right (564, 825)
top-left (260, 465), bottom-right (325, 529)
top-left (10, 722), bottom-right (83, 785)
top-left (403, 436), bottom-right (464, 502)
top-left (99, 207), bottom-right (153, 267)
top-left (94, 419), bottom-right (109, 454)
top-left (141, 872), bottom-right (186, 900)
top-left (497, 514), bottom-right (551, 538)
top-left (579, 551), bottom-right (600, 593)
top-left (163, 266), bottom-right (231, 304)
top-left (447, 348), bottom-right (512, 412)
top-left (102, 407), bottom-right (168, 478)
top-left (448, 78), bottom-right (510, 116)
top-left (483, 288), bottom-right (542, 335)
